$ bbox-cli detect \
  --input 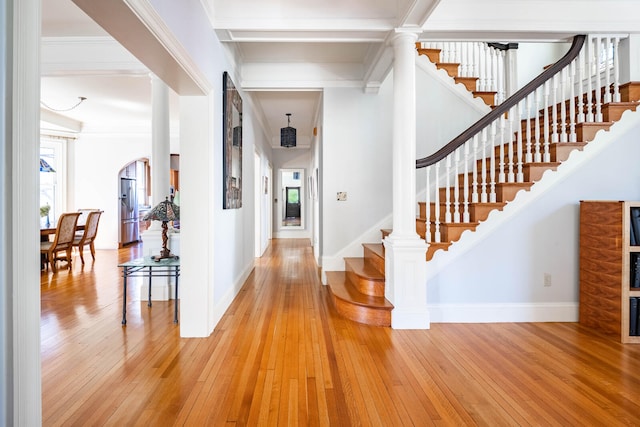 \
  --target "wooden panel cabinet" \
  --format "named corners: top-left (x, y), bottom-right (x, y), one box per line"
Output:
top-left (579, 200), bottom-right (640, 343)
